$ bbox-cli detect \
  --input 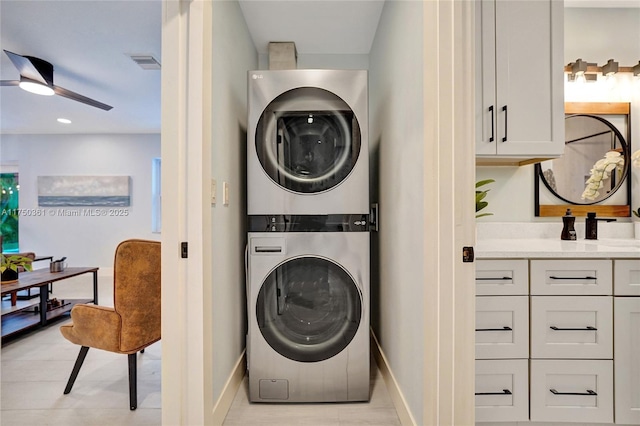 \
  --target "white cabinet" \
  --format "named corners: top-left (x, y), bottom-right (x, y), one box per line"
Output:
top-left (530, 359), bottom-right (614, 424)
top-left (530, 296), bottom-right (612, 359)
top-left (476, 359), bottom-right (529, 422)
top-left (614, 263), bottom-right (640, 424)
top-left (530, 259), bottom-right (612, 296)
top-left (476, 296), bottom-right (529, 359)
top-left (614, 259), bottom-right (640, 296)
top-left (475, 259), bottom-right (528, 295)
top-left (475, 259), bottom-right (529, 423)
top-left (475, 0), bottom-right (564, 163)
